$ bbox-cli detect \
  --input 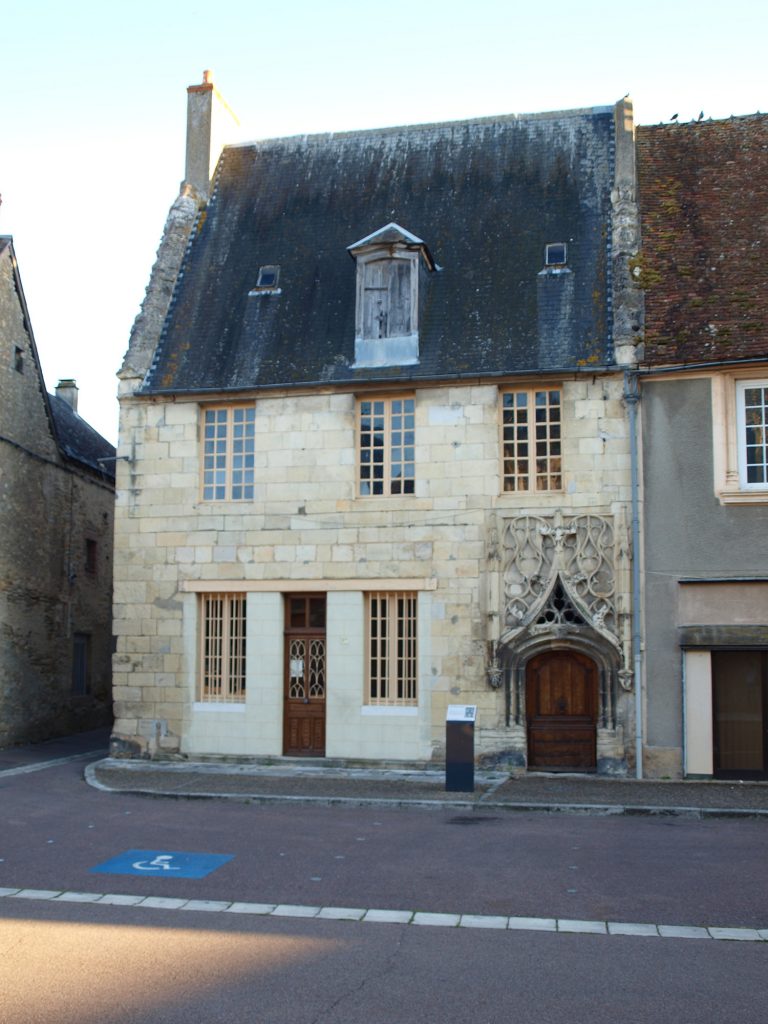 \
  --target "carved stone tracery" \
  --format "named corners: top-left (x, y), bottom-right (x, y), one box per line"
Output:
top-left (500, 511), bottom-right (618, 646)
